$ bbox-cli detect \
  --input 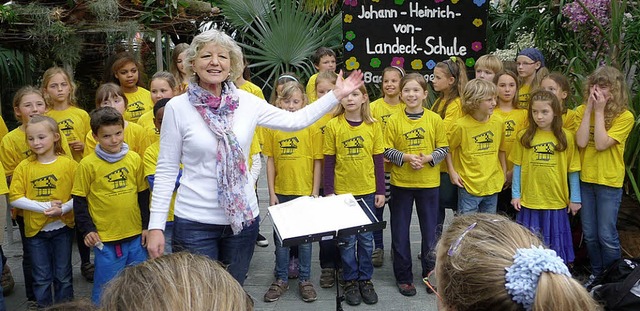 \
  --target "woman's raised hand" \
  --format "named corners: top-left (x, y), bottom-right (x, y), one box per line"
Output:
top-left (332, 70), bottom-right (364, 100)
